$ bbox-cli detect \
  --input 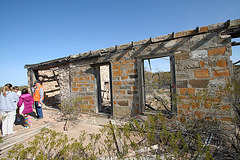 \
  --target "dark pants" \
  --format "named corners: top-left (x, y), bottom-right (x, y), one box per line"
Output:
top-left (35, 101), bottom-right (43, 118)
